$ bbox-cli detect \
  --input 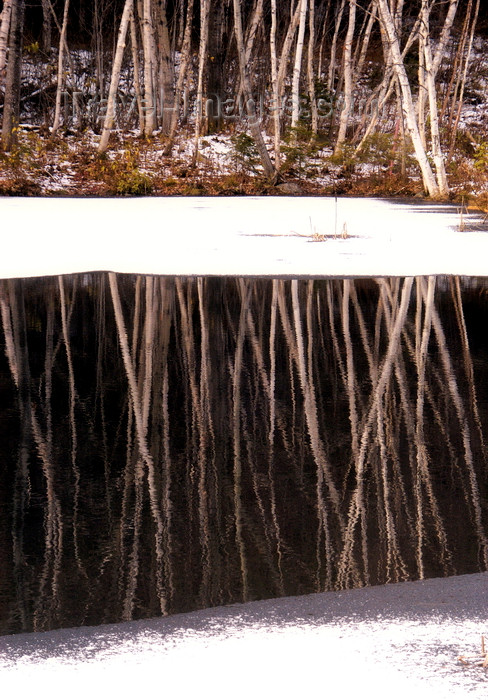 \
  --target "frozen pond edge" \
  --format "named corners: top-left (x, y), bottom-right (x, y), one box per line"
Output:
top-left (1, 572), bottom-right (487, 699)
top-left (2, 196), bottom-right (488, 279)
